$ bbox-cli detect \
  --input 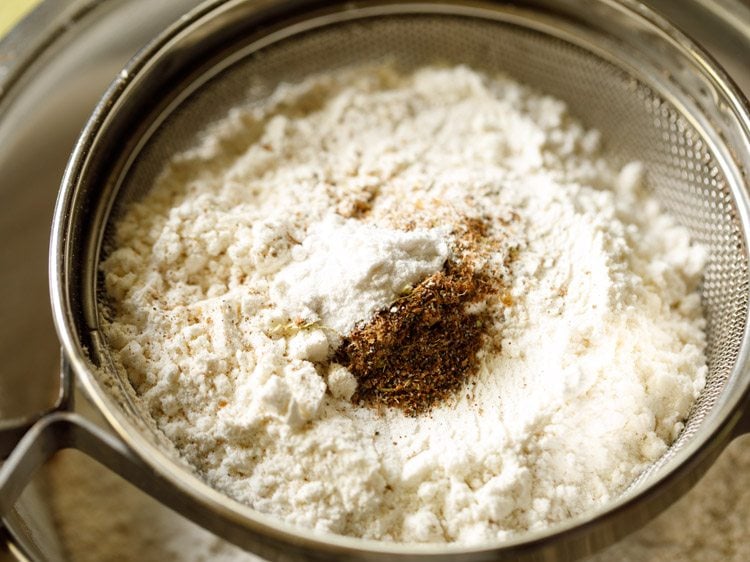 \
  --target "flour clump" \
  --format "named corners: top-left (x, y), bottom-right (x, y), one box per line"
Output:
top-left (100, 64), bottom-right (708, 544)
